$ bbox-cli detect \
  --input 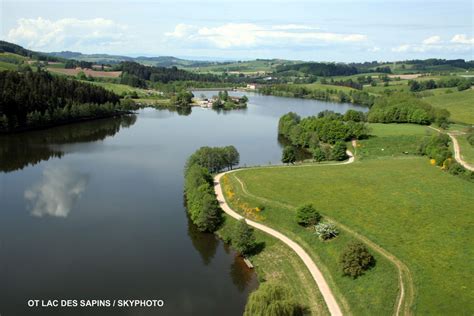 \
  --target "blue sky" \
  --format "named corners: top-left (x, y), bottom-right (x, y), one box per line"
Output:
top-left (1, 0), bottom-right (472, 62)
